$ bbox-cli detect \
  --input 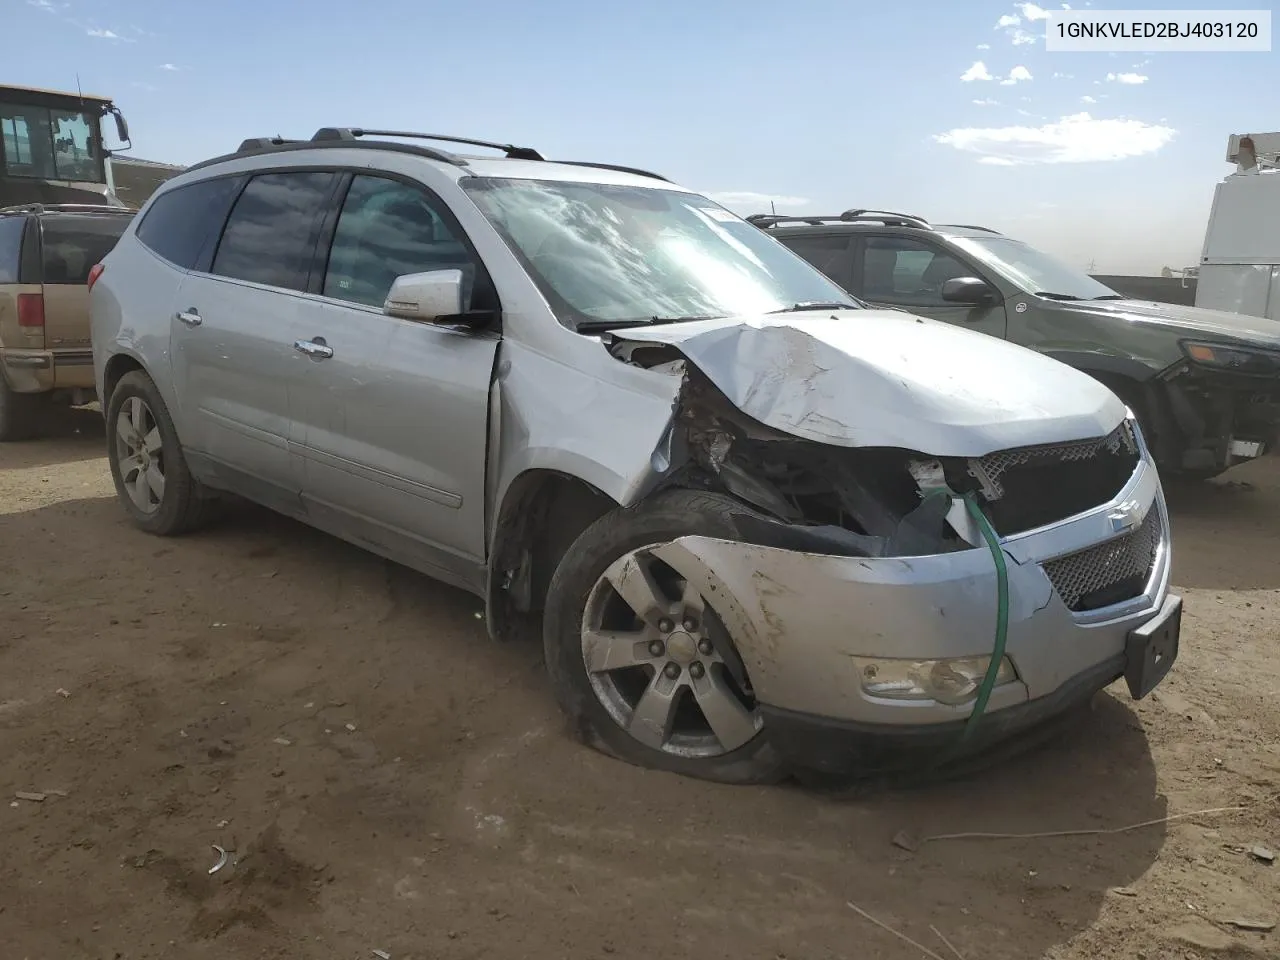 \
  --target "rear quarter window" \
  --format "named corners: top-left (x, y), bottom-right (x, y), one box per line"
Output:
top-left (0, 216), bottom-right (25, 284)
top-left (40, 215), bottom-right (132, 285)
top-left (135, 175), bottom-right (245, 271)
